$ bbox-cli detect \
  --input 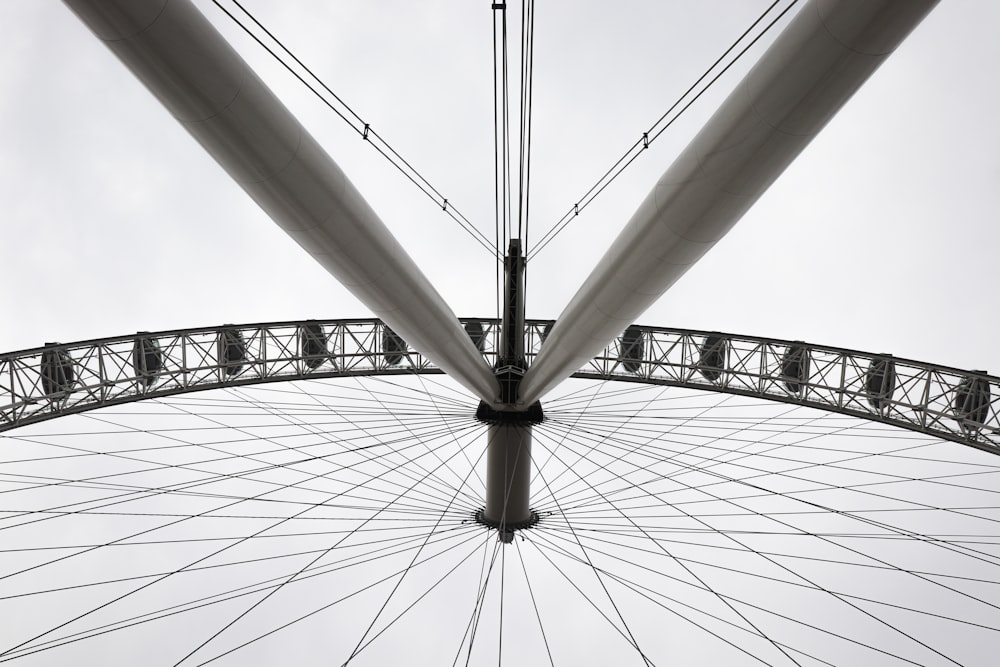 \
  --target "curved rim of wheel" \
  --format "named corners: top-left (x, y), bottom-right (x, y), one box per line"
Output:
top-left (3, 318), bottom-right (997, 455)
